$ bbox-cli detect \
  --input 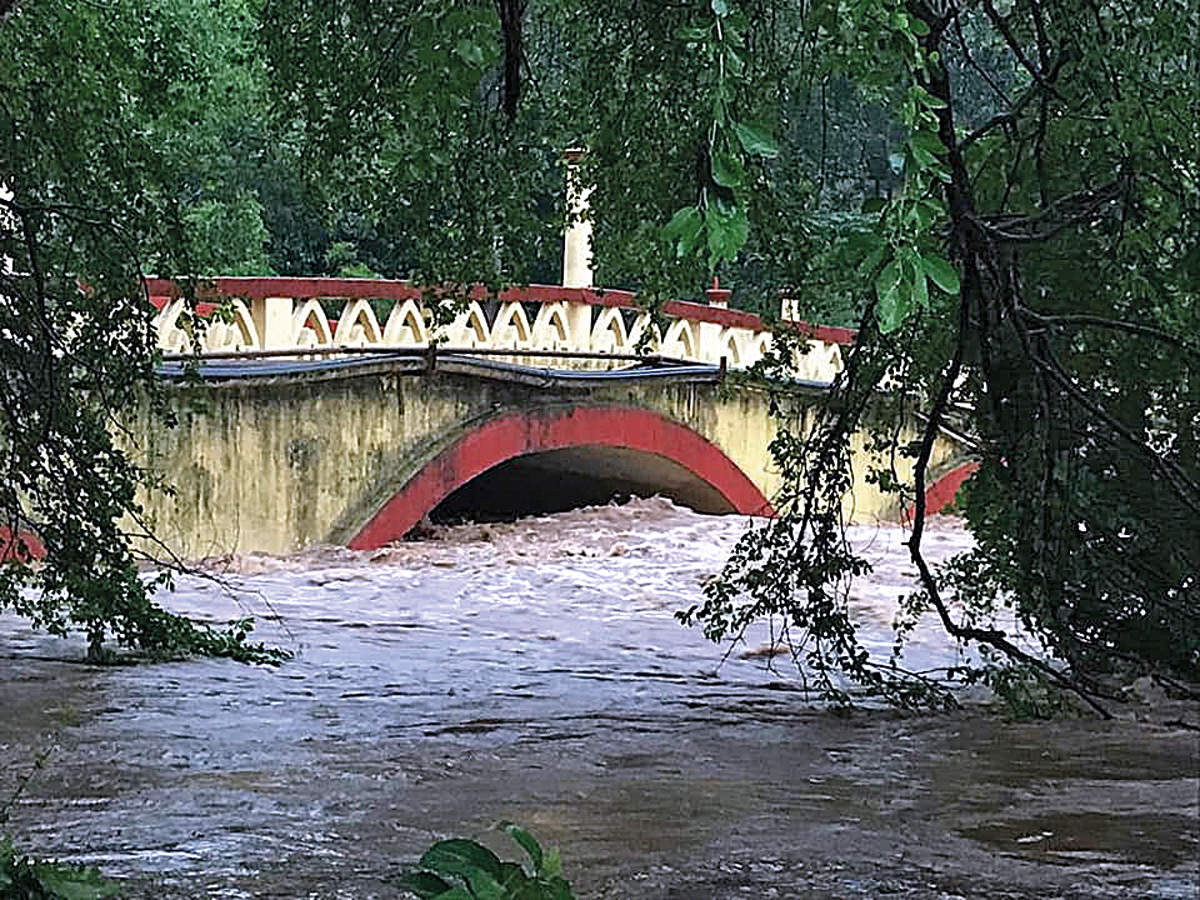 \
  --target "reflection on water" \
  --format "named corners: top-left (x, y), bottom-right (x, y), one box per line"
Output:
top-left (0, 499), bottom-right (1195, 898)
